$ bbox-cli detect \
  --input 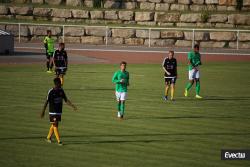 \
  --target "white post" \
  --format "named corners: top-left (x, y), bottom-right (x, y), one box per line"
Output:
top-left (148, 28), bottom-right (151, 48)
top-left (192, 29), bottom-right (195, 48)
top-left (105, 26), bottom-right (108, 46)
top-left (236, 30), bottom-right (239, 50)
top-left (18, 23), bottom-right (21, 43)
top-left (62, 25), bottom-right (65, 43)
